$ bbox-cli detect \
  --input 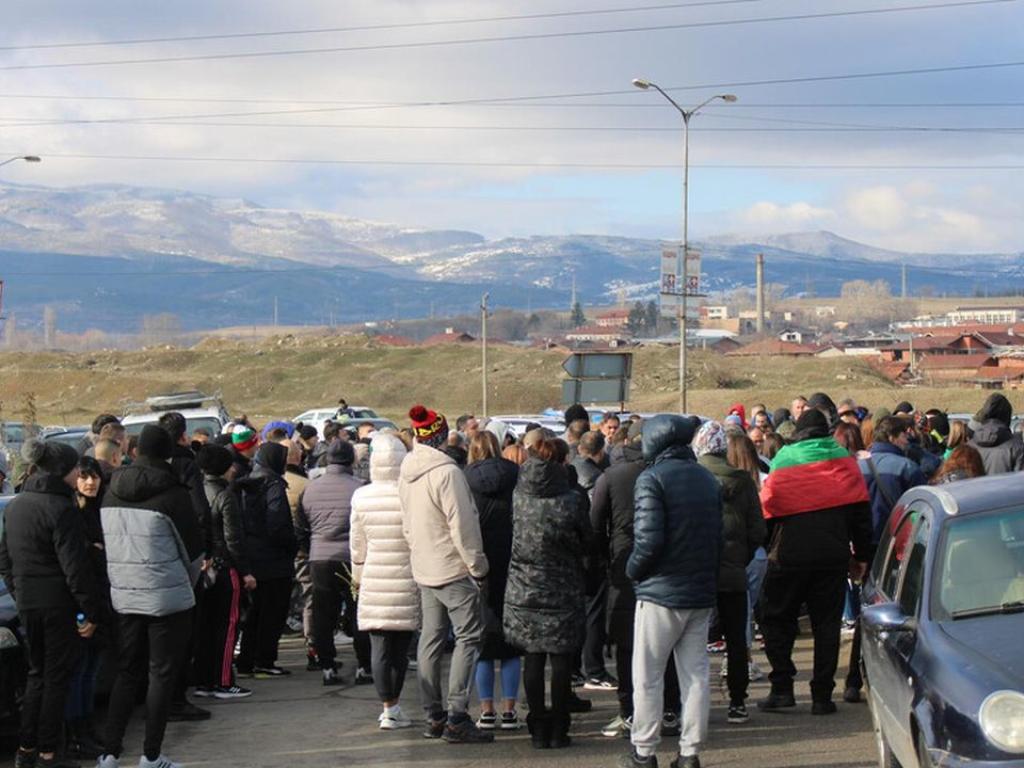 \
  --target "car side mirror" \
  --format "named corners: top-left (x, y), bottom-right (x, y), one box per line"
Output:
top-left (863, 602), bottom-right (916, 634)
